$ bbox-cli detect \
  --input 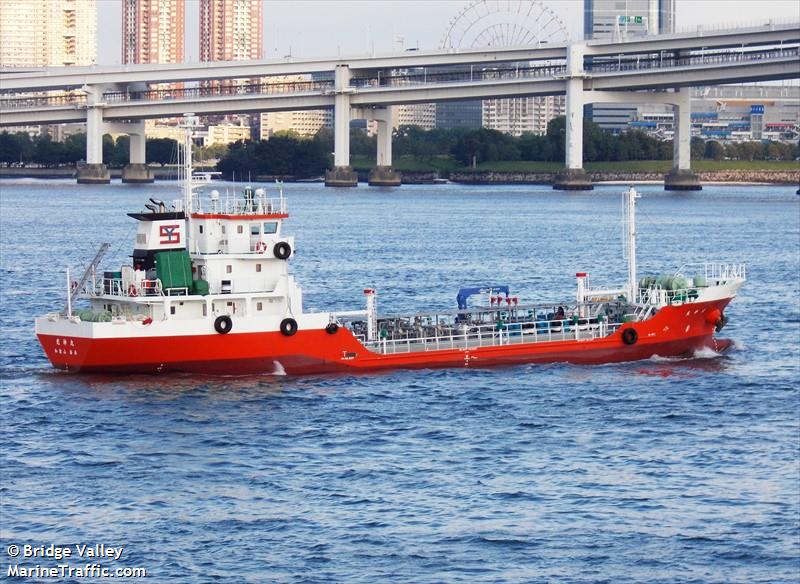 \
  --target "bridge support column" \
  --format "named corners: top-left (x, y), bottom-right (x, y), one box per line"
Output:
top-left (77, 100), bottom-right (110, 184)
top-left (121, 121), bottom-right (153, 183)
top-left (369, 106), bottom-right (400, 186)
top-left (554, 44), bottom-right (592, 191)
top-left (665, 89), bottom-right (701, 191)
top-left (325, 65), bottom-right (358, 187)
